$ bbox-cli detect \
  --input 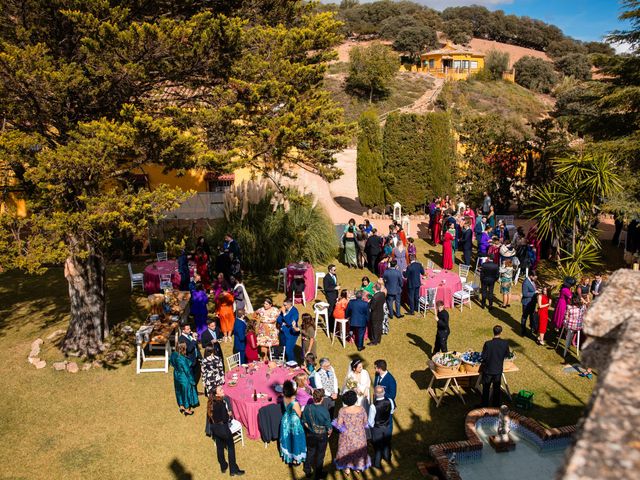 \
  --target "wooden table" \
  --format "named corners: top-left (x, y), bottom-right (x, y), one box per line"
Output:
top-left (426, 360), bottom-right (519, 407)
top-left (135, 320), bottom-right (179, 374)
